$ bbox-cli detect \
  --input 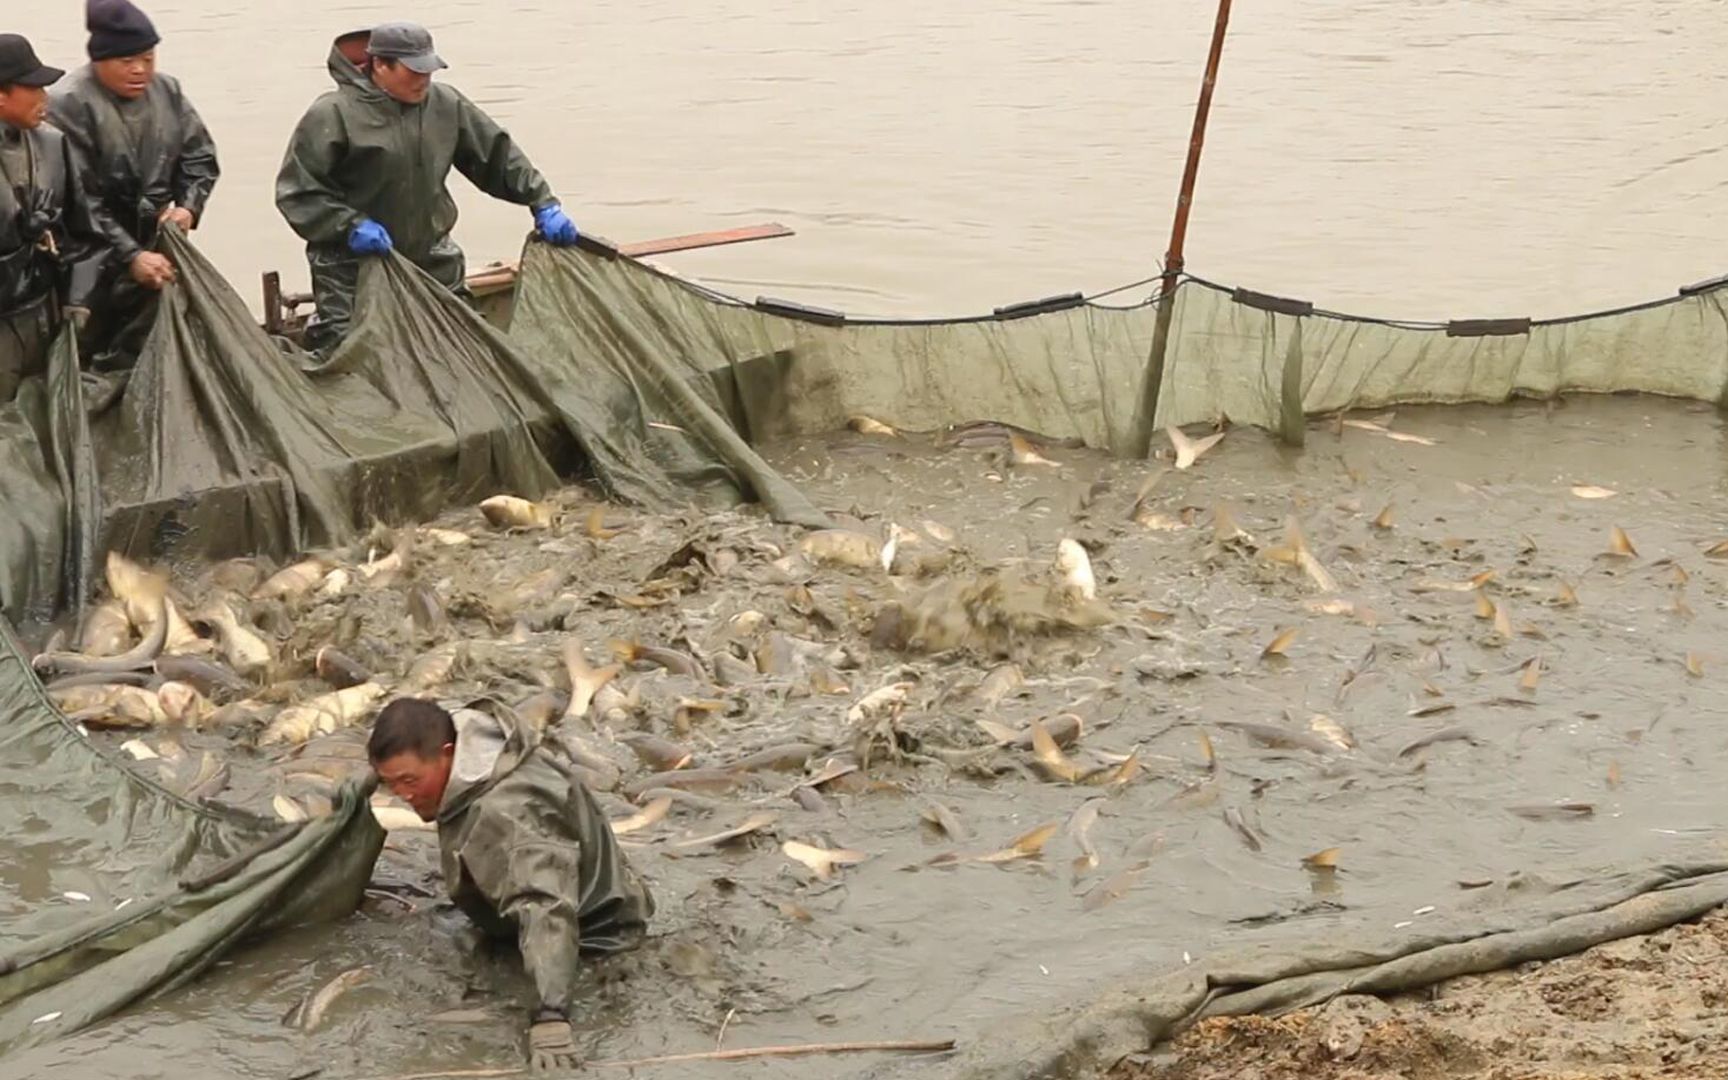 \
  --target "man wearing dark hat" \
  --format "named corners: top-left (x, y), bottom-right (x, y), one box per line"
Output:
top-left (276, 23), bottom-right (581, 355)
top-left (0, 34), bottom-right (96, 403)
top-left (49, 0), bottom-right (220, 372)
